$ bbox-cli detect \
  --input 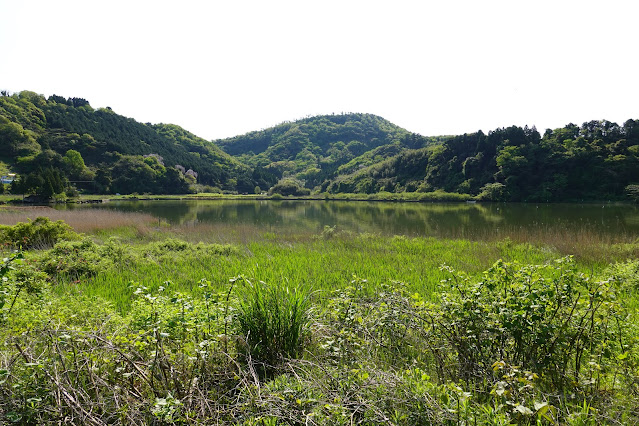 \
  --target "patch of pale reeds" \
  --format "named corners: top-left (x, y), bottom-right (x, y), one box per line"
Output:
top-left (441, 224), bottom-right (639, 264)
top-left (169, 221), bottom-right (316, 244)
top-left (0, 207), bottom-right (156, 234)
